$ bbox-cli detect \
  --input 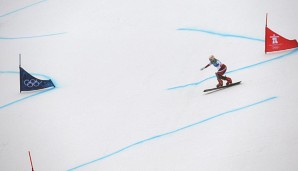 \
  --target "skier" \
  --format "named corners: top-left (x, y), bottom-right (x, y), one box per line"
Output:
top-left (200, 55), bottom-right (232, 88)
